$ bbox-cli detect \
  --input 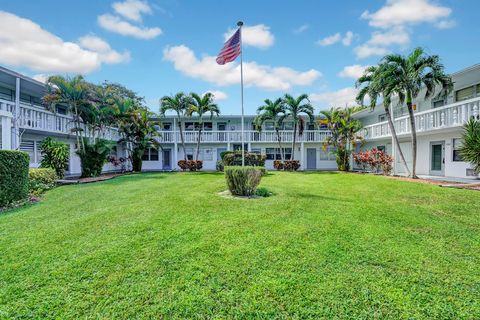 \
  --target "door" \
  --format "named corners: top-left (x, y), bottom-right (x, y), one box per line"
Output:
top-left (162, 149), bottom-right (171, 170)
top-left (307, 148), bottom-right (316, 170)
top-left (430, 141), bottom-right (445, 176)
